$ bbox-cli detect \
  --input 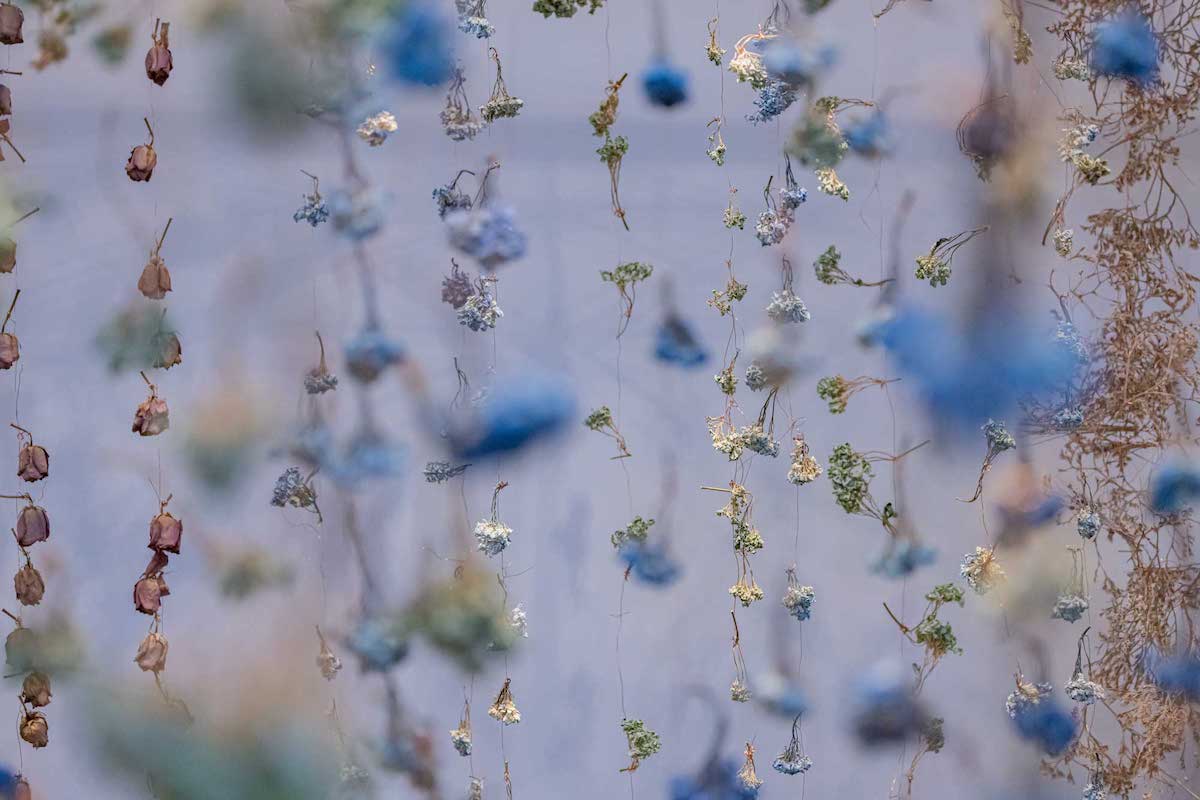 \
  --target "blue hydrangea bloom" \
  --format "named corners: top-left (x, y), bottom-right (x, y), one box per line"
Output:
top-left (642, 59), bottom-right (690, 108)
top-left (746, 80), bottom-right (798, 125)
top-left (453, 371), bottom-right (575, 458)
top-left (619, 539), bottom-right (682, 587)
top-left (1149, 459), bottom-right (1200, 514)
top-left (669, 757), bottom-right (760, 800)
top-left (843, 110), bottom-right (892, 158)
top-left (871, 307), bottom-right (1079, 434)
top-left (345, 617), bottom-right (409, 672)
top-left (871, 540), bottom-right (937, 579)
top-left (655, 315), bottom-right (708, 368)
top-left (1148, 650), bottom-right (1200, 701)
top-left (1012, 696), bottom-right (1078, 755)
top-left (445, 206), bottom-right (528, 270)
top-left (851, 660), bottom-right (926, 745)
top-left (1091, 11), bottom-right (1158, 85)
top-left (383, 2), bottom-right (455, 87)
